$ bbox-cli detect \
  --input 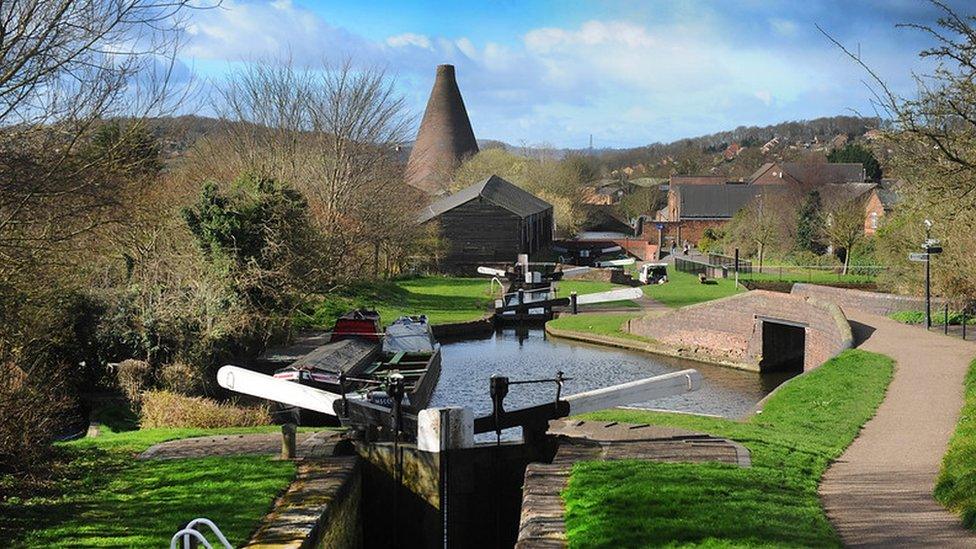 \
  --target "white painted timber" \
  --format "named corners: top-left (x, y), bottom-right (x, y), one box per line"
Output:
top-left (216, 365), bottom-right (348, 416)
top-left (561, 266), bottom-right (591, 279)
top-left (417, 407), bottom-right (474, 452)
top-left (564, 369), bottom-right (701, 416)
top-left (477, 266), bottom-right (507, 277)
top-left (574, 287), bottom-right (644, 305)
